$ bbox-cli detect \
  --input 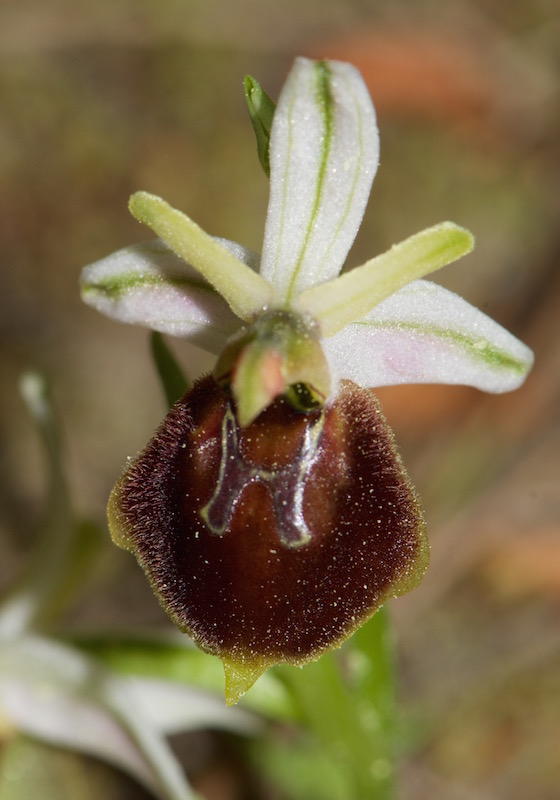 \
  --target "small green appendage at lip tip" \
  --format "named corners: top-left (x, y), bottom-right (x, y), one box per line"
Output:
top-left (222, 654), bottom-right (271, 706)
